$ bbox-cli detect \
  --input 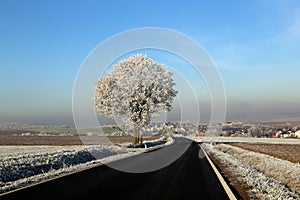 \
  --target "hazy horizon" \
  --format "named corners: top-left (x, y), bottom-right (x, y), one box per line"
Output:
top-left (1, 1), bottom-right (300, 127)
